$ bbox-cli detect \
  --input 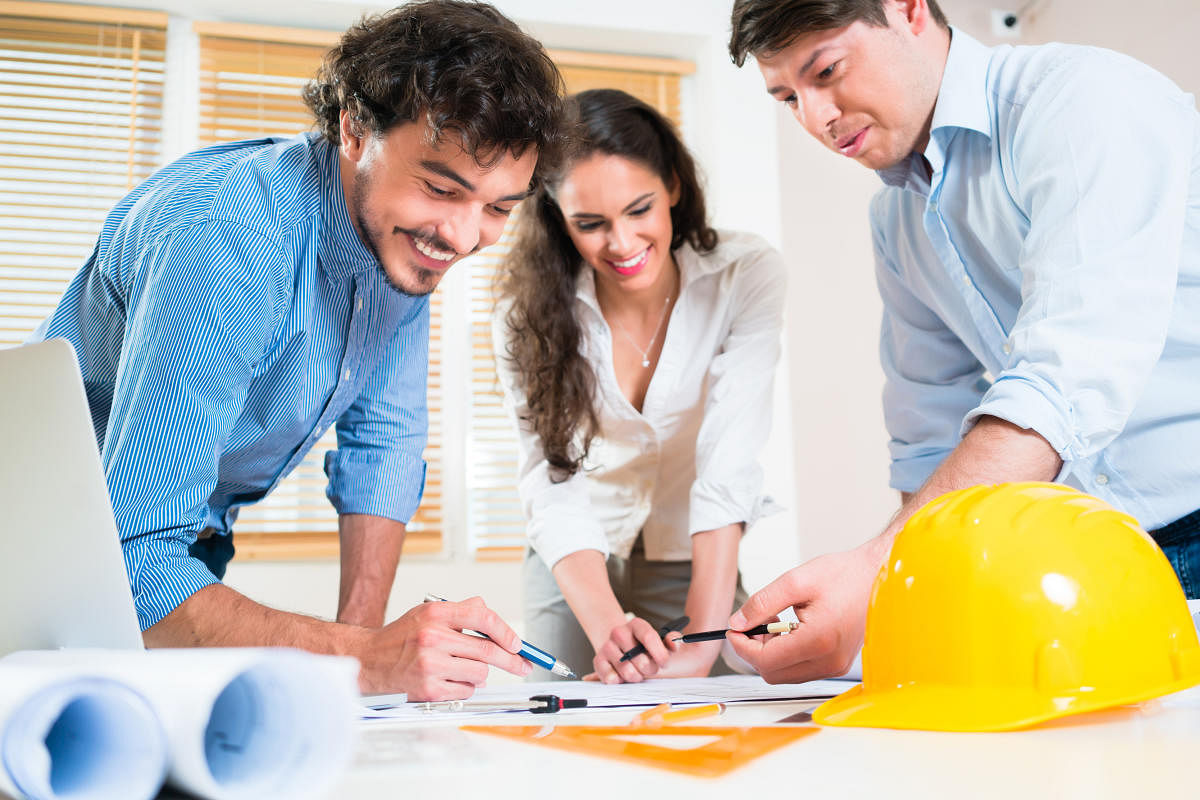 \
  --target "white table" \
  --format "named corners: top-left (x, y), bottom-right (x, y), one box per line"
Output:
top-left (328, 685), bottom-right (1200, 800)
